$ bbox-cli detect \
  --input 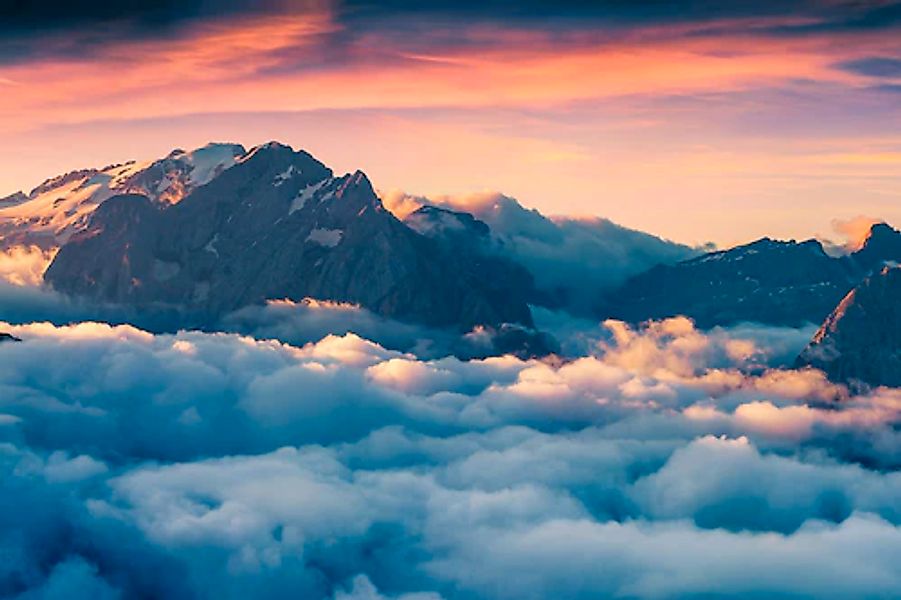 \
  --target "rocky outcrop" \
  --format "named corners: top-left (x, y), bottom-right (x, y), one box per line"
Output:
top-left (849, 223), bottom-right (901, 272)
top-left (797, 266), bottom-right (901, 388)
